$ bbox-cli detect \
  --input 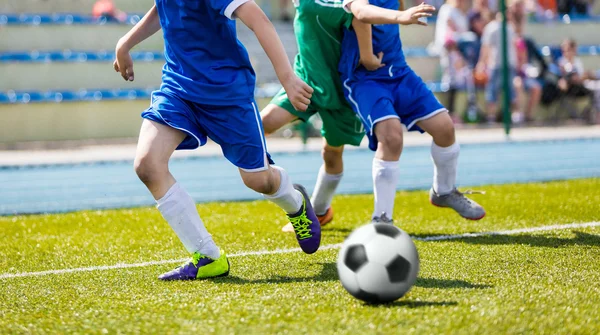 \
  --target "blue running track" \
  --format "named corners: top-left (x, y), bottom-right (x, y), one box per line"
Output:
top-left (1, 139), bottom-right (599, 215)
